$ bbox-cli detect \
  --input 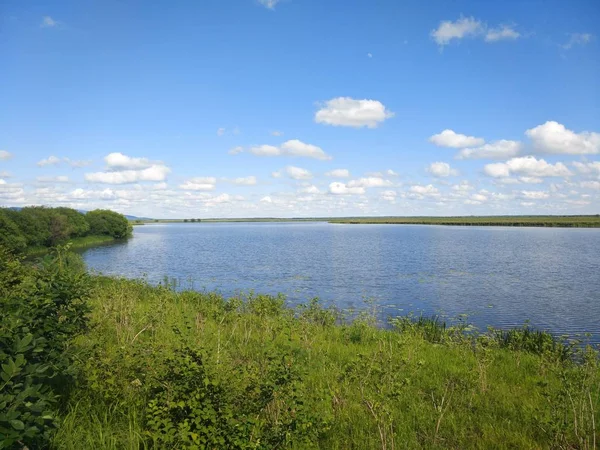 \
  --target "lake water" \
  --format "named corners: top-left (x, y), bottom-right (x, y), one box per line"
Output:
top-left (81, 222), bottom-right (600, 342)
